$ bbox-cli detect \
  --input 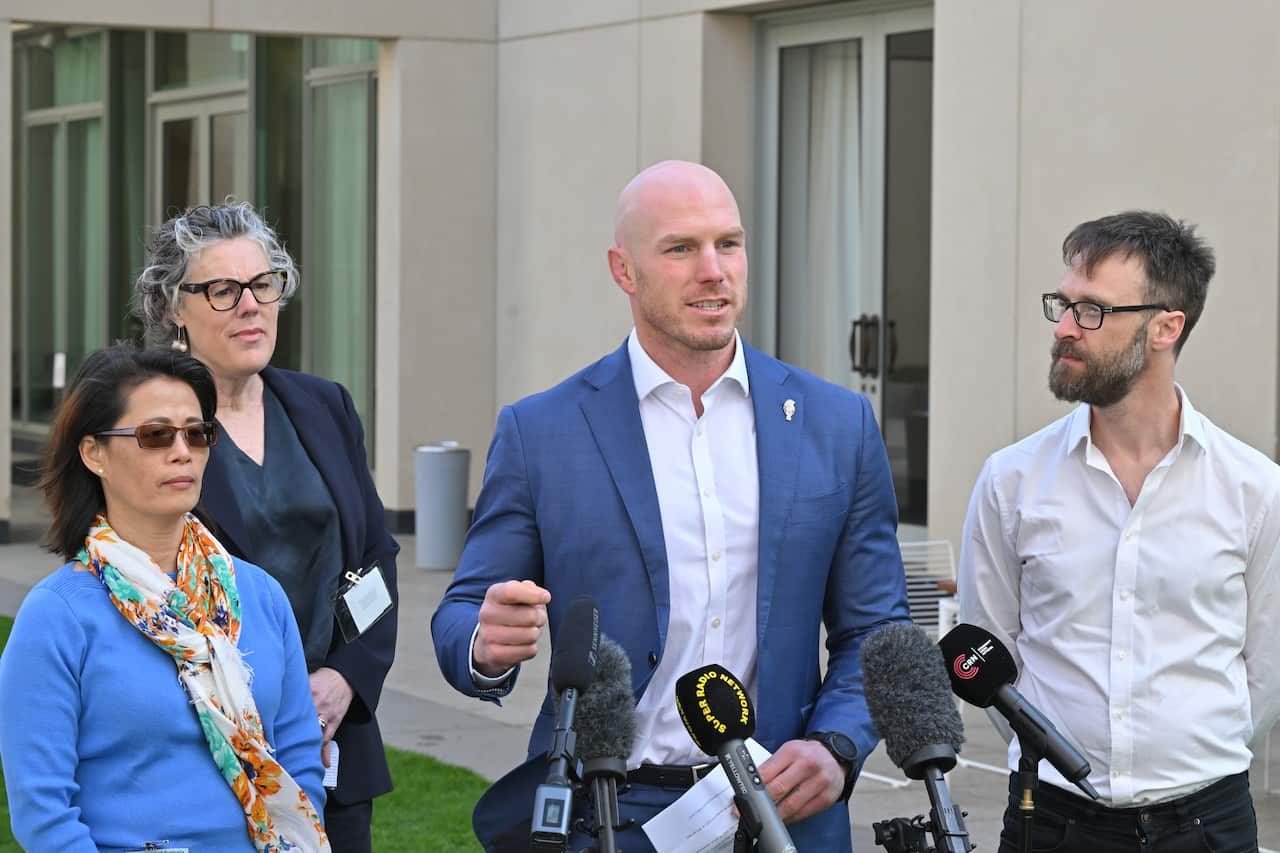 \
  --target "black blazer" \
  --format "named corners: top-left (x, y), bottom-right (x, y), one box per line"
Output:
top-left (201, 366), bottom-right (399, 804)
